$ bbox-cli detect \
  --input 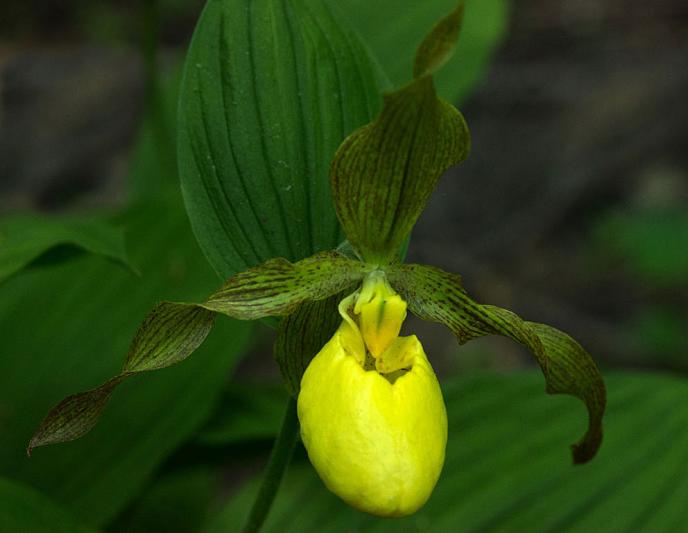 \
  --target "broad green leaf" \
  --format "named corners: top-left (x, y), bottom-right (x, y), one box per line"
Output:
top-left (330, 6), bottom-right (470, 264)
top-left (178, 0), bottom-right (383, 278)
top-left (197, 384), bottom-right (287, 446)
top-left (204, 252), bottom-right (364, 319)
top-left (0, 477), bottom-right (96, 533)
top-left (387, 263), bottom-right (605, 463)
top-left (110, 468), bottom-right (219, 533)
top-left (0, 213), bottom-right (134, 284)
top-left (591, 208), bottom-right (688, 287)
top-left (626, 307), bottom-right (688, 368)
top-left (201, 372), bottom-right (688, 532)
top-left (0, 195), bottom-right (252, 526)
top-left (274, 289), bottom-right (350, 396)
top-left (333, 0), bottom-right (509, 103)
